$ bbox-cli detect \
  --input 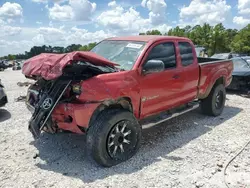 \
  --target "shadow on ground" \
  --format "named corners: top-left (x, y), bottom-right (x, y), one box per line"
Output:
top-left (226, 89), bottom-right (250, 98)
top-left (0, 109), bottom-right (11, 123)
top-left (32, 106), bottom-right (242, 183)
